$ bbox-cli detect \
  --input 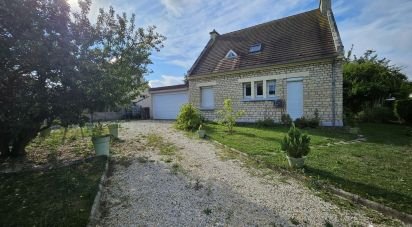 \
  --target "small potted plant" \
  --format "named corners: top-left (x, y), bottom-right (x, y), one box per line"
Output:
top-left (281, 123), bottom-right (311, 168)
top-left (198, 124), bottom-right (206, 138)
top-left (108, 123), bottom-right (119, 138)
top-left (91, 122), bottom-right (110, 156)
